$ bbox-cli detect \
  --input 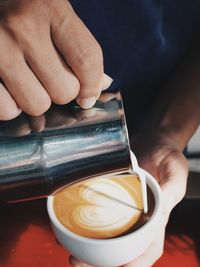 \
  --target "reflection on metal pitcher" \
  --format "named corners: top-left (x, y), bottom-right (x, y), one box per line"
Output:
top-left (0, 91), bottom-right (132, 202)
